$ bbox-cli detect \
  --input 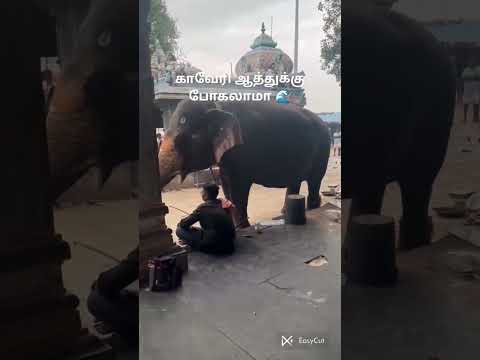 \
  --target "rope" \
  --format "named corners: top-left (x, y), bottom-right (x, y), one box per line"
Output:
top-left (73, 241), bottom-right (122, 263)
top-left (167, 205), bottom-right (191, 215)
